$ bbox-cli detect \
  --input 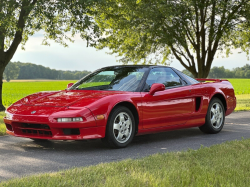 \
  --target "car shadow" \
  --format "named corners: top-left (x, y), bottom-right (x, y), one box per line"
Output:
top-left (18, 127), bottom-right (205, 152)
